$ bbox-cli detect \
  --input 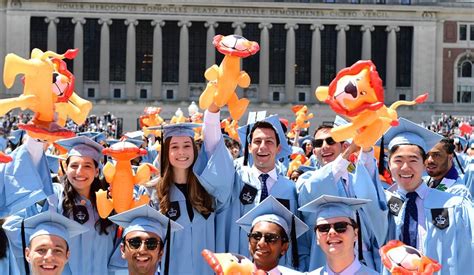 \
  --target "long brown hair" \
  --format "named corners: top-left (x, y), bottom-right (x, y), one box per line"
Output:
top-left (157, 137), bottom-right (214, 216)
